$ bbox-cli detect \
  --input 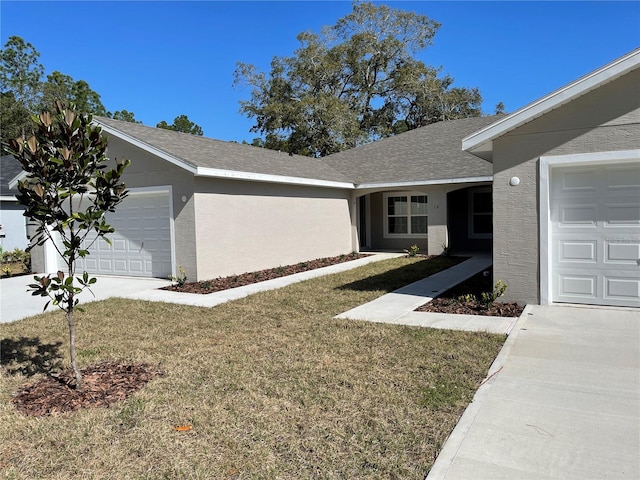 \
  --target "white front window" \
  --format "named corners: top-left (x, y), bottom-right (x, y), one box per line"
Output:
top-left (385, 193), bottom-right (428, 236)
